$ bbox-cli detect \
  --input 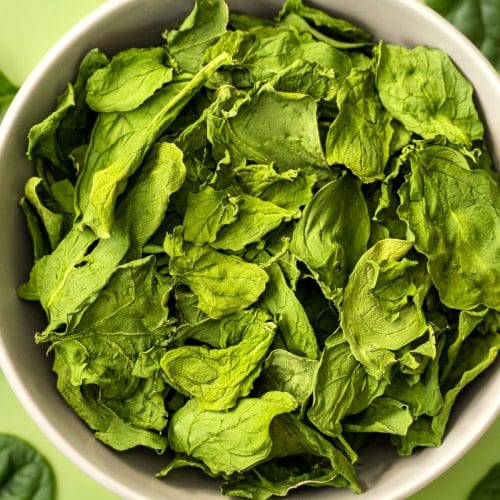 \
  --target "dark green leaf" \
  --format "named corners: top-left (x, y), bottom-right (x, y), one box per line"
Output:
top-left (468, 463), bottom-right (500, 500)
top-left (259, 349), bottom-right (318, 406)
top-left (0, 435), bottom-right (53, 500)
top-left (0, 70), bottom-right (18, 117)
top-left (260, 262), bottom-right (319, 359)
top-left (77, 52), bottom-right (230, 238)
top-left (427, 0), bottom-right (500, 71)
